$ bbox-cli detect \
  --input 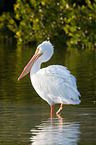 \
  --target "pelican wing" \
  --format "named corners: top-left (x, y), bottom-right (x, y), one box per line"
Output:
top-left (32, 65), bottom-right (81, 105)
